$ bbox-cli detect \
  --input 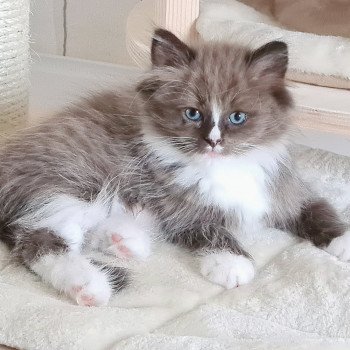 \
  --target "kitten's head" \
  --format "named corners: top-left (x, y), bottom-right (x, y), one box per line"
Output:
top-left (137, 29), bottom-right (293, 159)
